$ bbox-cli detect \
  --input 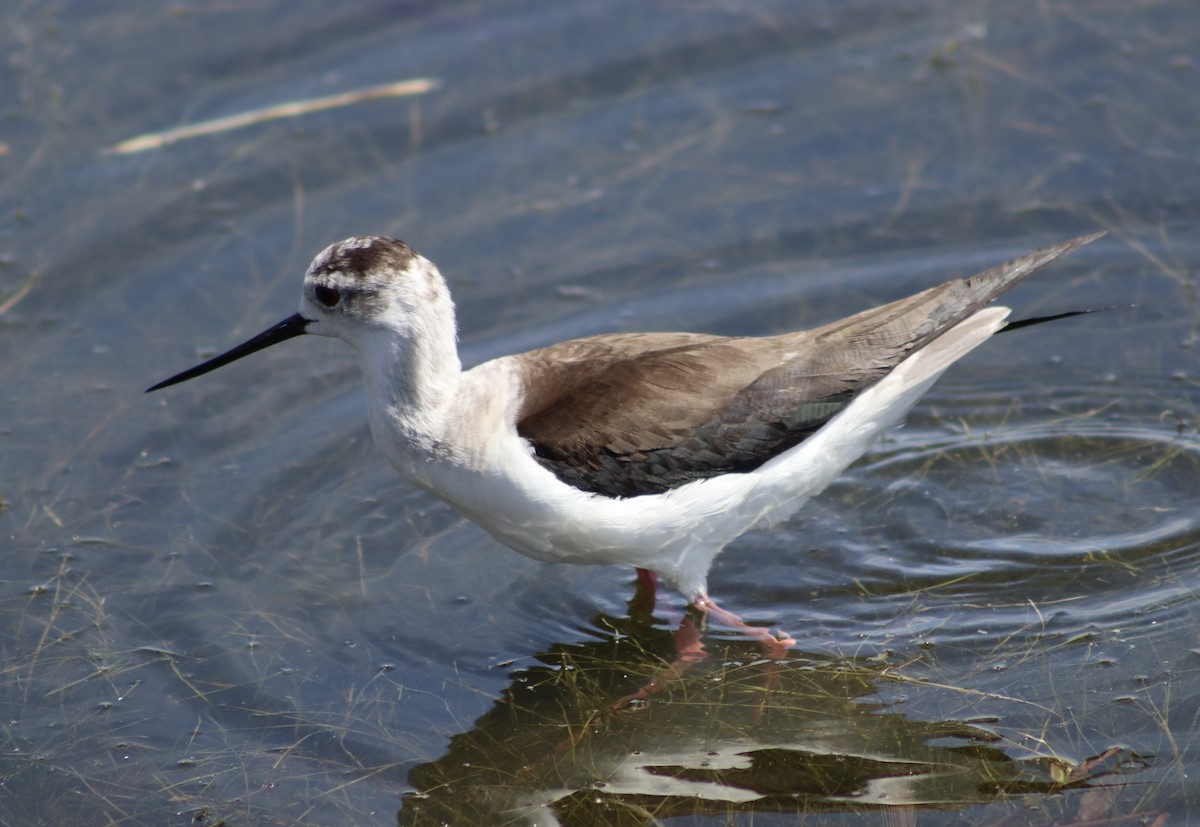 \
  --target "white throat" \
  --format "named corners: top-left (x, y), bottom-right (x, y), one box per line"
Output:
top-left (355, 296), bottom-right (463, 462)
